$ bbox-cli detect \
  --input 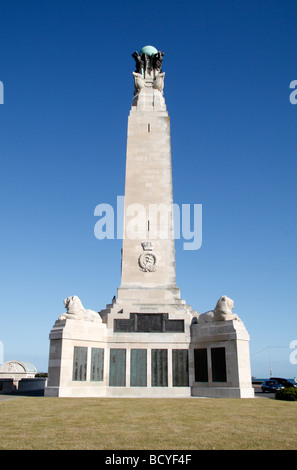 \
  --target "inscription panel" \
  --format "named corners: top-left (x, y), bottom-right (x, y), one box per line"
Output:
top-left (194, 348), bottom-right (208, 382)
top-left (72, 346), bottom-right (87, 381)
top-left (90, 348), bottom-right (104, 381)
top-left (136, 314), bottom-right (163, 332)
top-left (114, 315), bottom-right (135, 332)
top-left (130, 349), bottom-right (147, 387)
top-left (109, 349), bottom-right (126, 386)
top-left (151, 349), bottom-right (168, 387)
top-left (172, 349), bottom-right (189, 386)
top-left (114, 313), bottom-right (184, 333)
top-left (211, 347), bottom-right (227, 382)
top-left (165, 319), bottom-right (184, 332)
